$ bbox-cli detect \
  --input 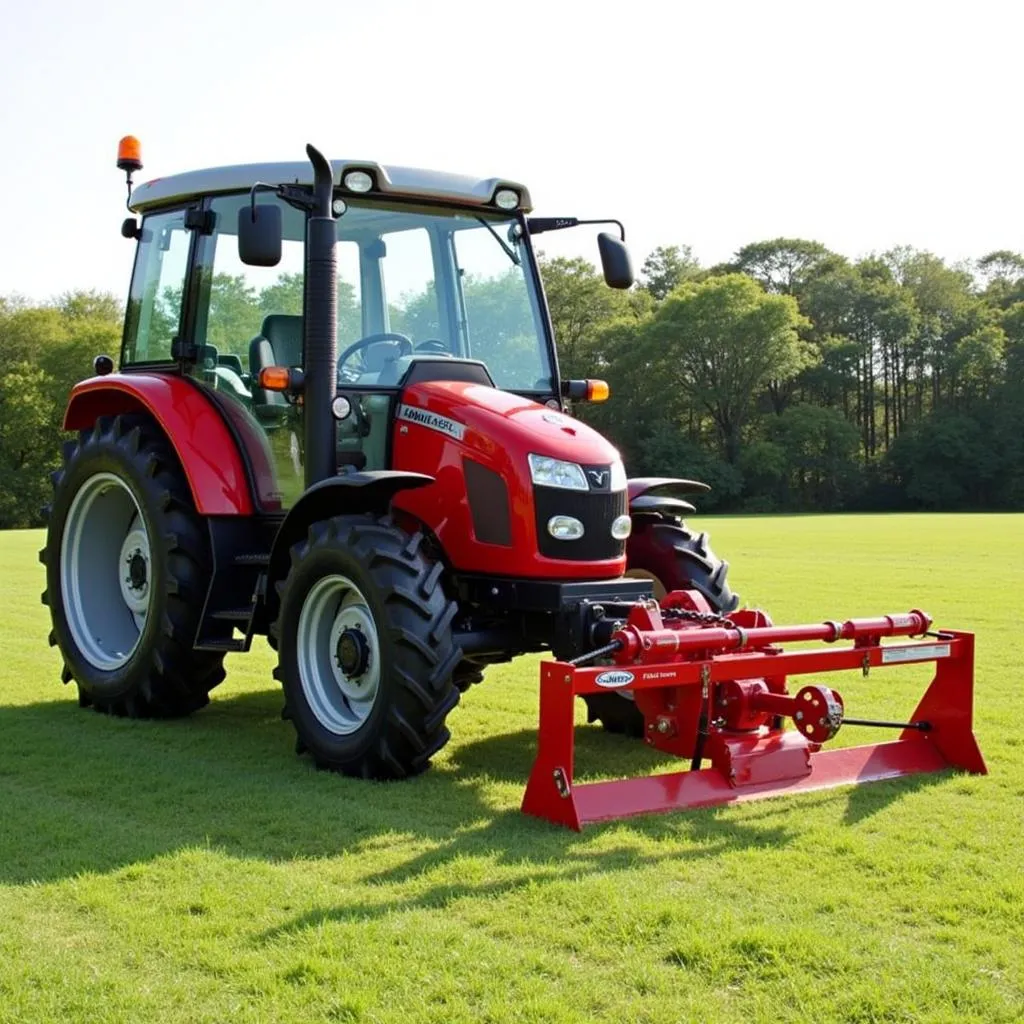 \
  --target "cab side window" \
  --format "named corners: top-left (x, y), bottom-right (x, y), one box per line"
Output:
top-left (199, 193), bottom-right (307, 368)
top-left (122, 209), bottom-right (191, 364)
